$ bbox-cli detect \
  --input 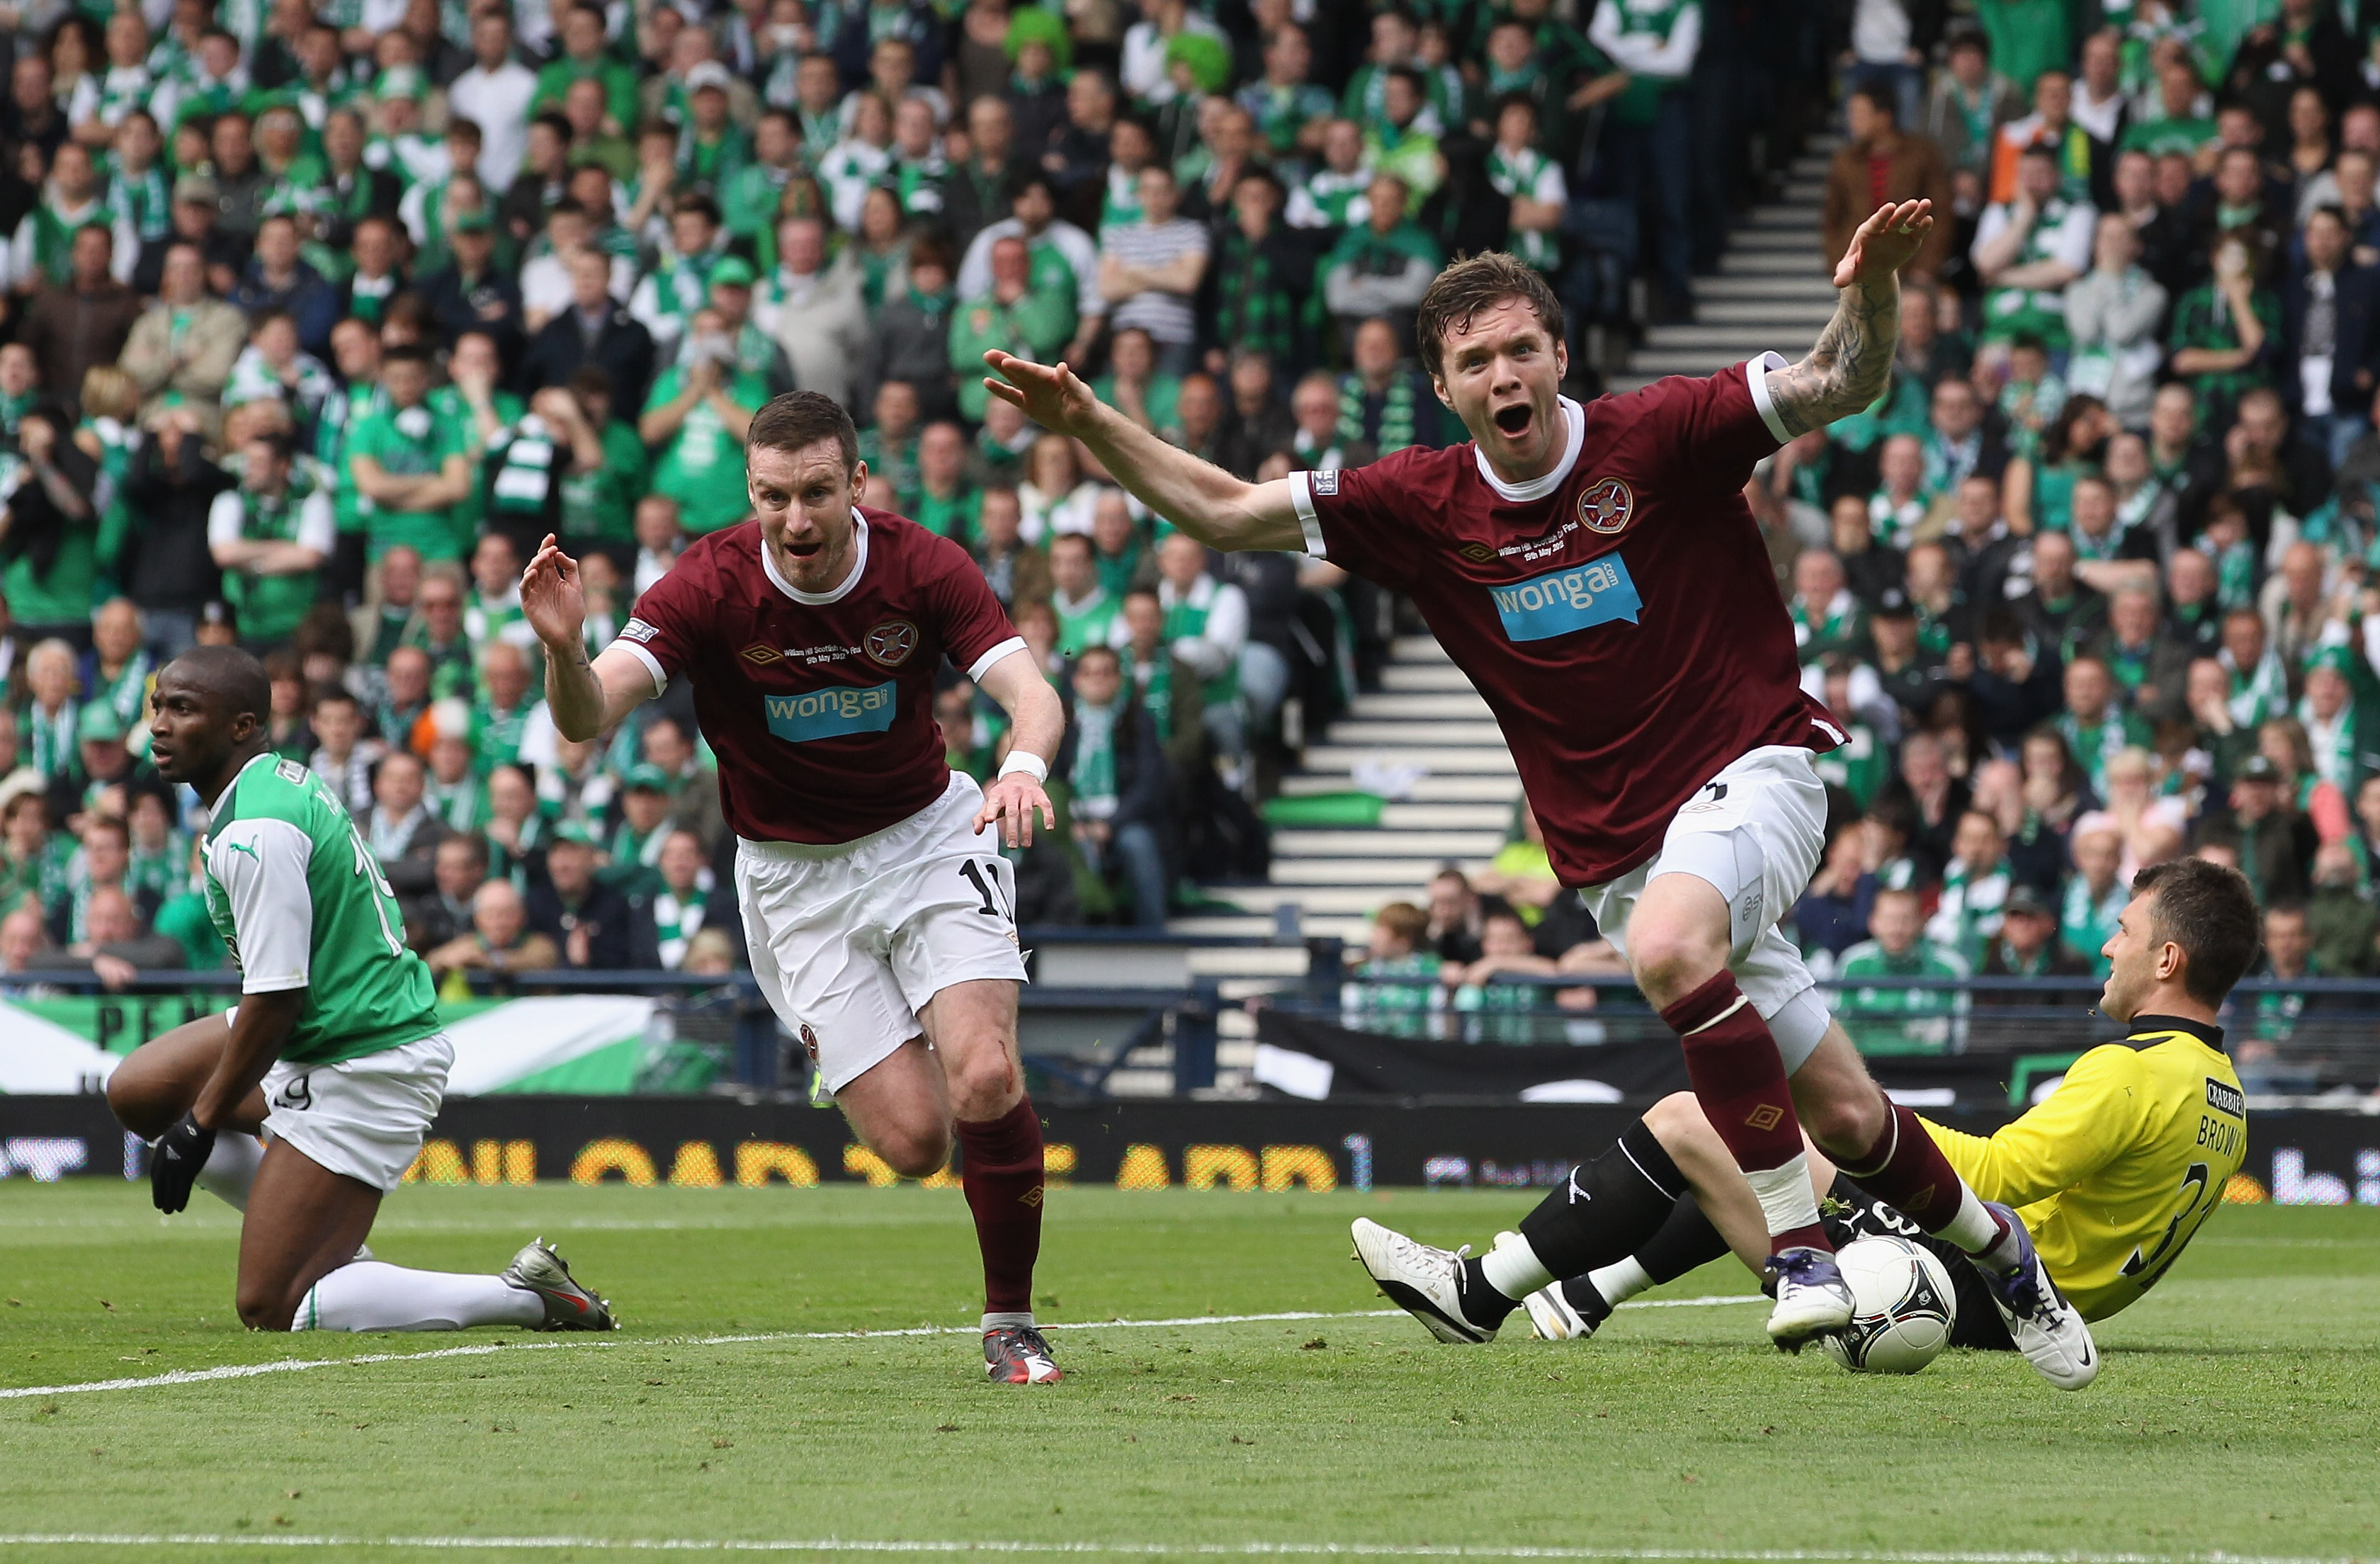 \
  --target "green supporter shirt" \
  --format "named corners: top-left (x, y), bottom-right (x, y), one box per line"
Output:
top-left (644, 366), bottom-right (769, 534)
top-left (346, 400), bottom-right (468, 561)
top-left (912, 482), bottom-right (982, 543)
top-left (531, 56), bottom-right (641, 135)
top-left (2119, 116), bottom-right (2216, 159)
top-left (1323, 221), bottom-right (1443, 290)
top-left (558, 419), bottom-right (650, 545)
top-left (0, 460), bottom-right (103, 628)
top-left (948, 285), bottom-right (1075, 421)
top-left (201, 752), bottom-right (442, 1066)
top-left (1834, 938), bottom-right (1971, 1055)
top-left (427, 386), bottom-right (524, 543)
top-left (209, 465), bottom-right (337, 645)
